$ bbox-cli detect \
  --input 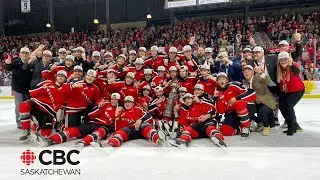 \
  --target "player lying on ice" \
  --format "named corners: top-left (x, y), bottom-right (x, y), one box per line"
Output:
top-left (215, 72), bottom-right (256, 139)
top-left (94, 96), bottom-right (166, 147)
top-left (168, 93), bottom-right (226, 148)
top-left (30, 93), bottom-right (122, 147)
